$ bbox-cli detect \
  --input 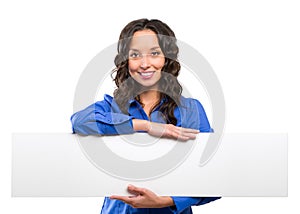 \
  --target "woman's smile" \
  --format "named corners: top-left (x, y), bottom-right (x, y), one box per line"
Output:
top-left (138, 71), bottom-right (155, 79)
